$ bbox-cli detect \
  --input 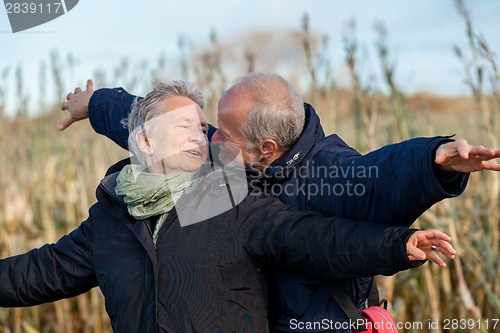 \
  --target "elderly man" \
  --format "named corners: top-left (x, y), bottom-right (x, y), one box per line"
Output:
top-left (61, 73), bottom-right (500, 333)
